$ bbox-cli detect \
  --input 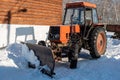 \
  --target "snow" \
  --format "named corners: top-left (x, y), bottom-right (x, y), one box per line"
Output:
top-left (5, 43), bottom-right (40, 69)
top-left (0, 32), bottom-right (120, 80)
